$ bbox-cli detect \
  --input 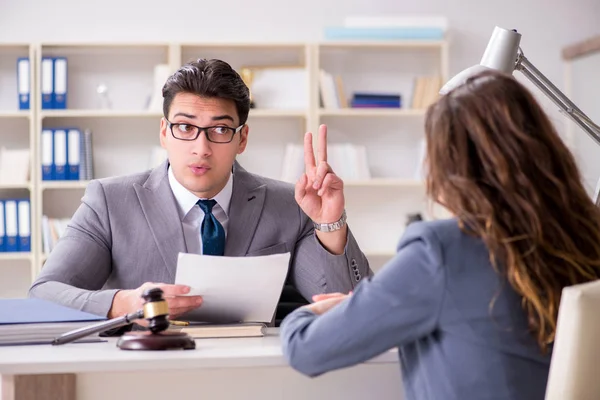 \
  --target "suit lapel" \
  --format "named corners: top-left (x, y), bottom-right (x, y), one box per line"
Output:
top-left (134, 161), bottom-right (186, 280)
top-left (225, 162), bottom-right (266, 256)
